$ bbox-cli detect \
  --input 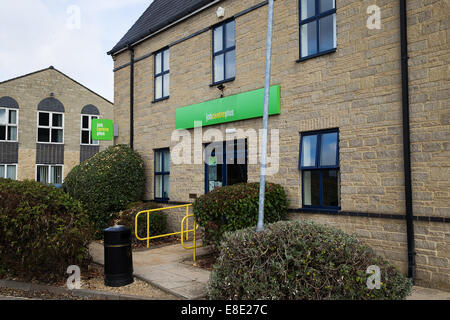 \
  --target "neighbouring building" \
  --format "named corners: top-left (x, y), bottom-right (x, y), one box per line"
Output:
top-left (0, 67), bottom-right (114, 185)
top-left (109, 0), bottom-right (450, 290)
